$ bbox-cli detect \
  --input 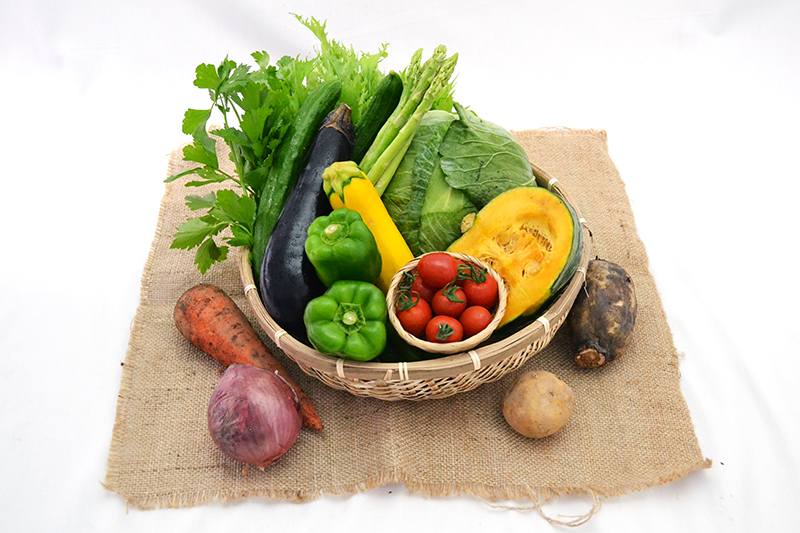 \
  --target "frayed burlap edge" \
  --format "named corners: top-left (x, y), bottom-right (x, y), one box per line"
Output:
top-left (102, 148), bottom-right (186, 501)
top-left (109, 458), bottom-right (711, 525)
top-left (509, 127), bottom-right (608, 142)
